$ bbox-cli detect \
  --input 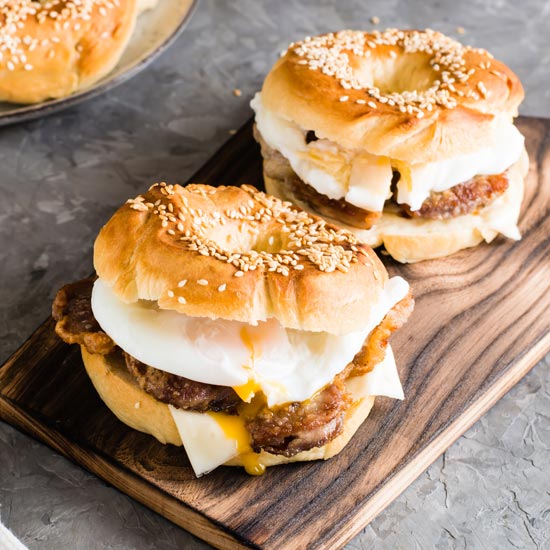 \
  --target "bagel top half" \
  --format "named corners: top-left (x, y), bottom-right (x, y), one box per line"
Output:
top-left (95, 183), bottom-right (388, 335)
top-left (262, 29), bottom-right (523, 164)
top-left (0, 0), bottom-right (156, 104)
